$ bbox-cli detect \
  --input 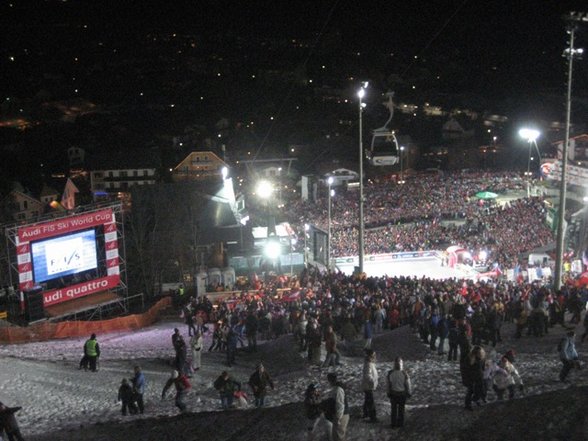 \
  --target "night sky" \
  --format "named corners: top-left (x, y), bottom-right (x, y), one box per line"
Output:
top-left (1, 0), bottom-right (588, 187)
top-left (2, 0), bottom-right (587, 95)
